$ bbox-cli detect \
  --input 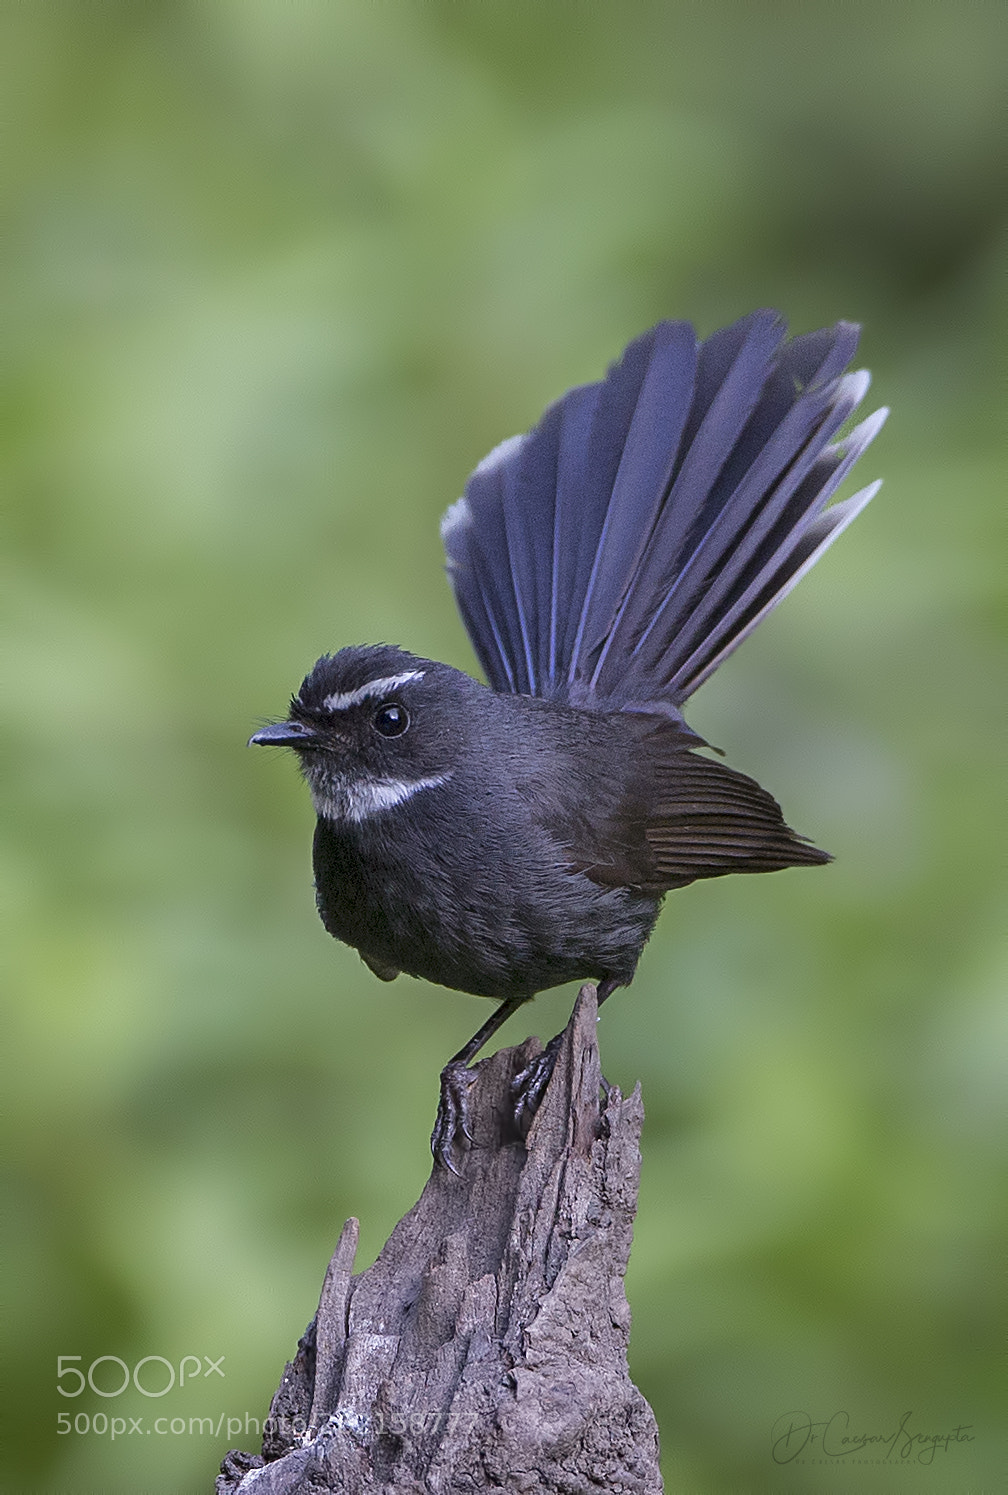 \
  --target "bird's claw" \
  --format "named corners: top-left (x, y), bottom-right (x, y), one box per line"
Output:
top-left (431, 1060), bottom-right (477, 1172)
top-left (510, 1033), bottom-right (564, 1135)
top-left (434, 1027), bottom-right (601, 1167)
